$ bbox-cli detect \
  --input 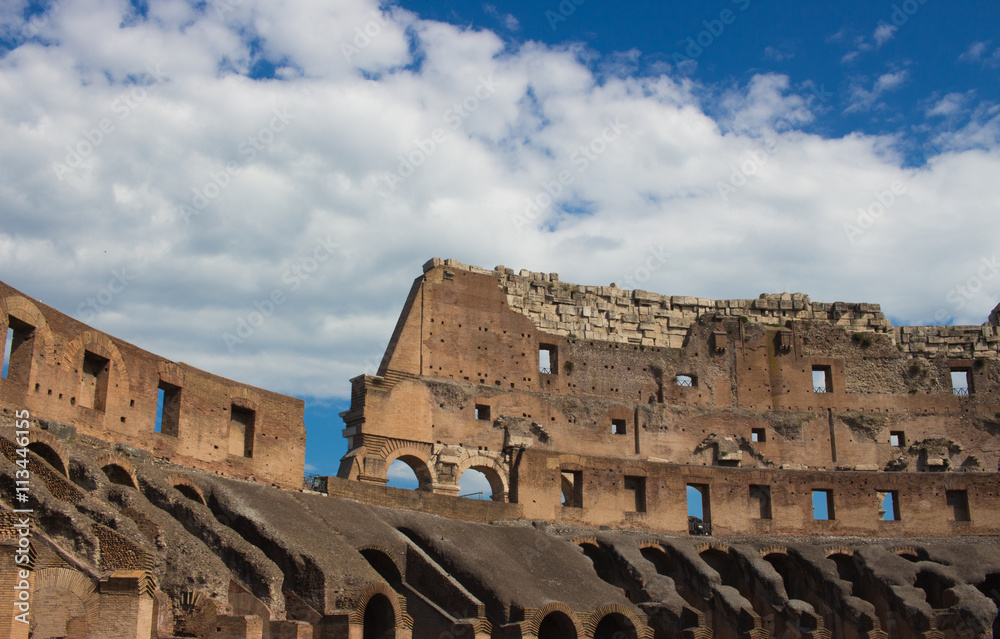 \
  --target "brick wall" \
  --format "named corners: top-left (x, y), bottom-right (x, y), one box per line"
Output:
top-left (0, 280), bottom-right (305, 489)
